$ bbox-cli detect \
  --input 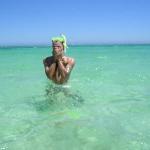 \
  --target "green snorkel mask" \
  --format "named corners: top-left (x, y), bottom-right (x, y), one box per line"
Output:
top-left (52, 34), bottom-right (68, 52)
